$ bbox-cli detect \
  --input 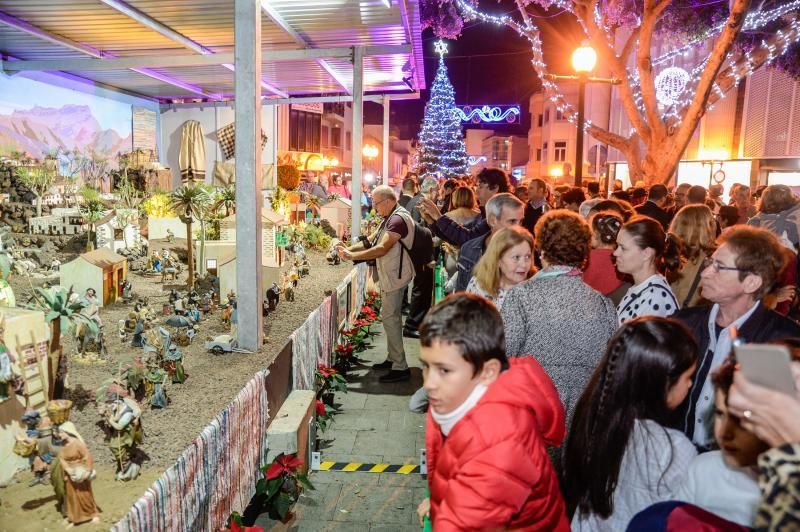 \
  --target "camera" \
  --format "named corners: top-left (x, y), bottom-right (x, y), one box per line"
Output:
top-left (353, 235), bottom-right (377, 266)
